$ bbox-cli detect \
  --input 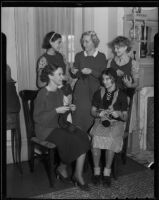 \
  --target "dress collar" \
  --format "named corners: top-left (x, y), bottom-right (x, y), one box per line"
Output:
top-left (84, 49), bottom-right (98, 57)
